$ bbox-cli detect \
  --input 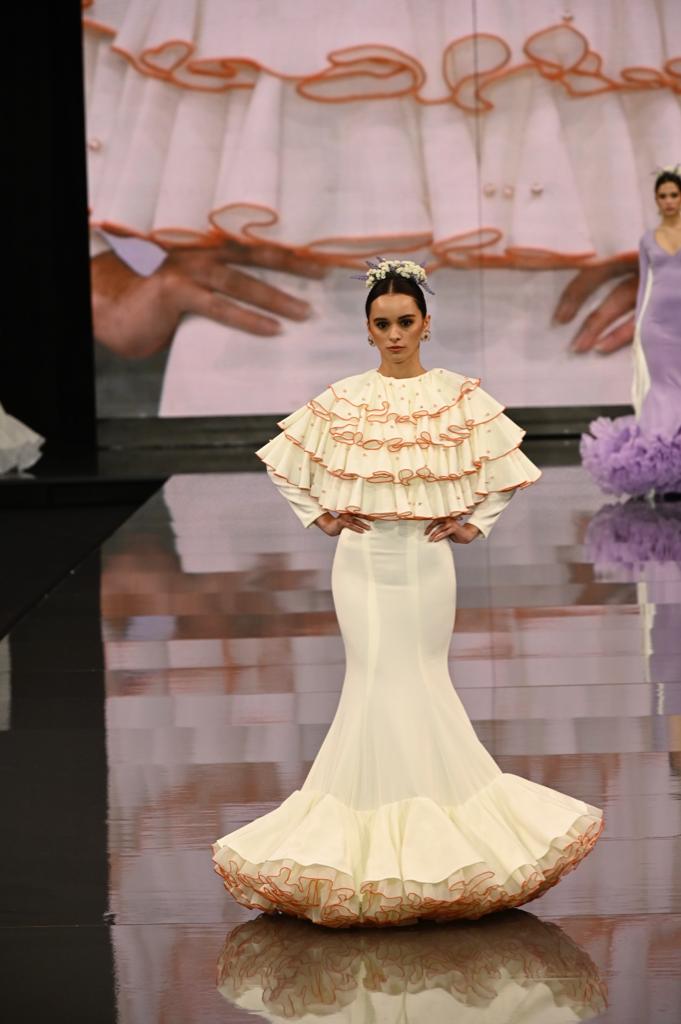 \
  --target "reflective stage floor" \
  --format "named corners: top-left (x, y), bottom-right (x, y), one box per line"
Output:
top-left (1, 464), bottom-right (680, 1021)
